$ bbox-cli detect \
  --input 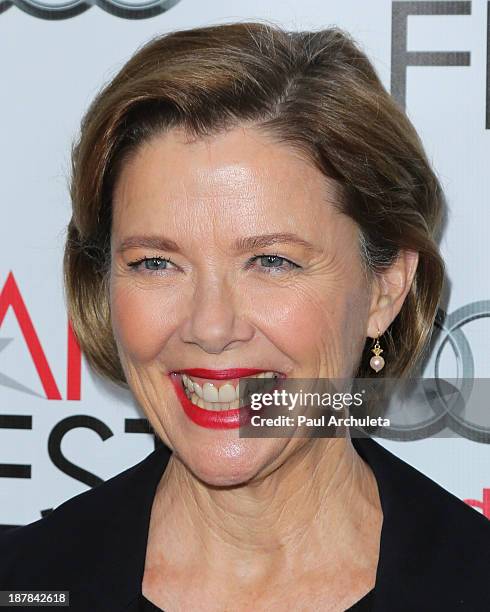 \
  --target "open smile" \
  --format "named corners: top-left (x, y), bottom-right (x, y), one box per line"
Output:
top-left (169, 368), bottom-right (285, 429)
